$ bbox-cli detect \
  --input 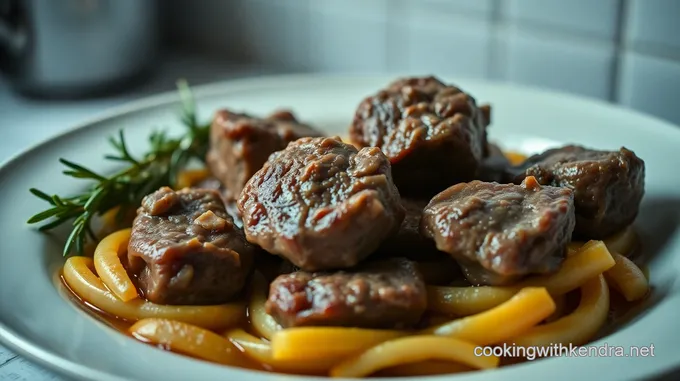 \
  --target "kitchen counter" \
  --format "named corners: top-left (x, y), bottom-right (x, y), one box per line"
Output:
top-left (0, 54), bottom-right (278, 381)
